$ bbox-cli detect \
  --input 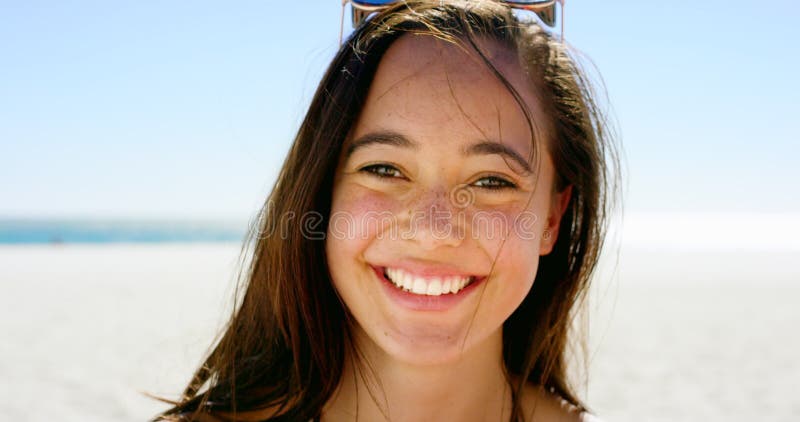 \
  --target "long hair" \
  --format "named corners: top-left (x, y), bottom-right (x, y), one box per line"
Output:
top-left (152, 1), bottom-right (620, 420)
